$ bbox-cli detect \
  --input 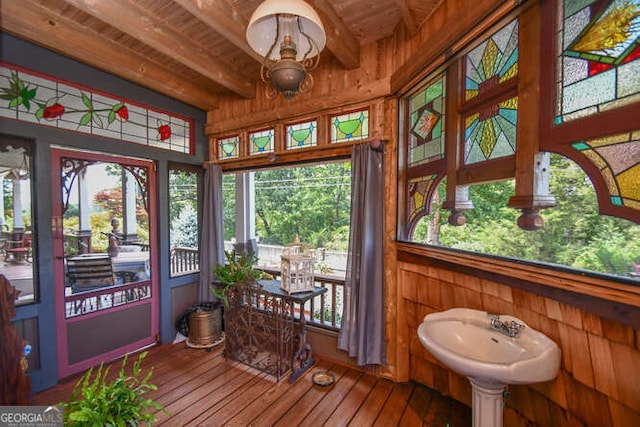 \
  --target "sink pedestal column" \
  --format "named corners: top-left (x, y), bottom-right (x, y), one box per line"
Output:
top-left (469, 378), bottom-right (506, 427)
